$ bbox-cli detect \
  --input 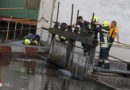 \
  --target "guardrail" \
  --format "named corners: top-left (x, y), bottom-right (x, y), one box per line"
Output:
top-left (0, 20), bottom-right (37, 43)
